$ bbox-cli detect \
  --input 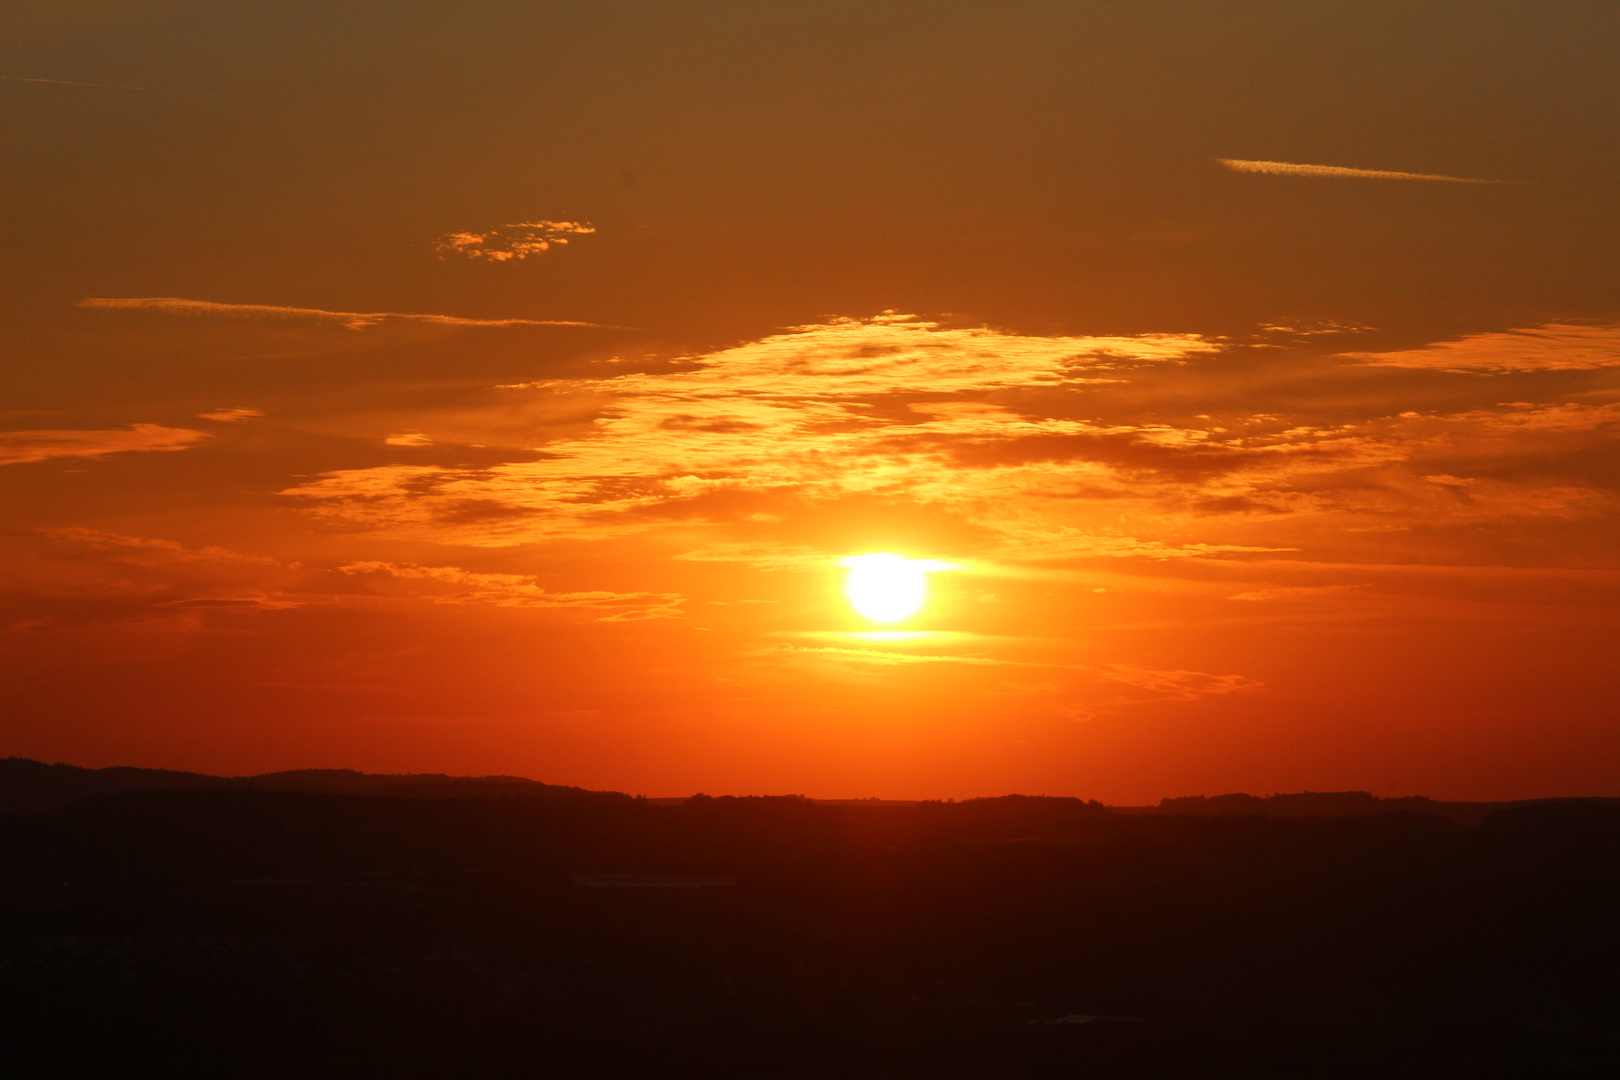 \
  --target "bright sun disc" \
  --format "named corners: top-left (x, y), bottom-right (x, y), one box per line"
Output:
top-left (839, 553), bottom-right (948, 624)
